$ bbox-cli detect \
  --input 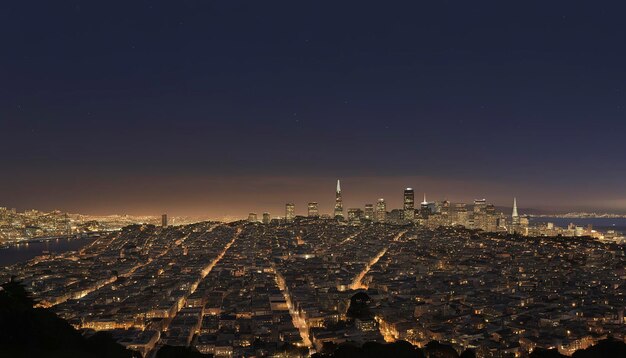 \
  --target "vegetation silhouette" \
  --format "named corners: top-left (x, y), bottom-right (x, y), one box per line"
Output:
top-left (346, 291), bottom-right (372, 320)
top-left (0, 279), bottom-right (139, 358)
